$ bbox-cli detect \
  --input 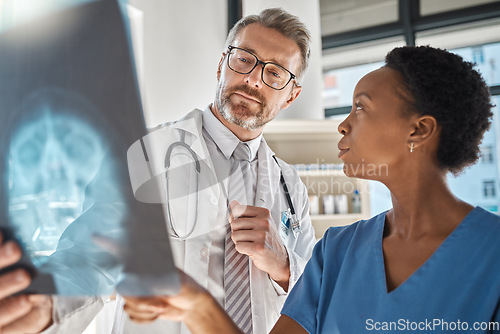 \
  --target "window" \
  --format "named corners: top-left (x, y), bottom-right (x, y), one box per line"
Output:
top-left (320, 0), bottom-right (398, 36)
top-left (446, 42), bottom-right (500, 87)
top-left (321, 0), bottom-right (500, 215)
top-left (420, 0), bottom-right (499, 16)
top-left (323, 61), bottom-right (384, 110)
top-left (446, 62), bottom-right (499, 214)
top-left (483, 180), bottom-right (497, 198)
top-left (482, 146), bottom-right (494, 164)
